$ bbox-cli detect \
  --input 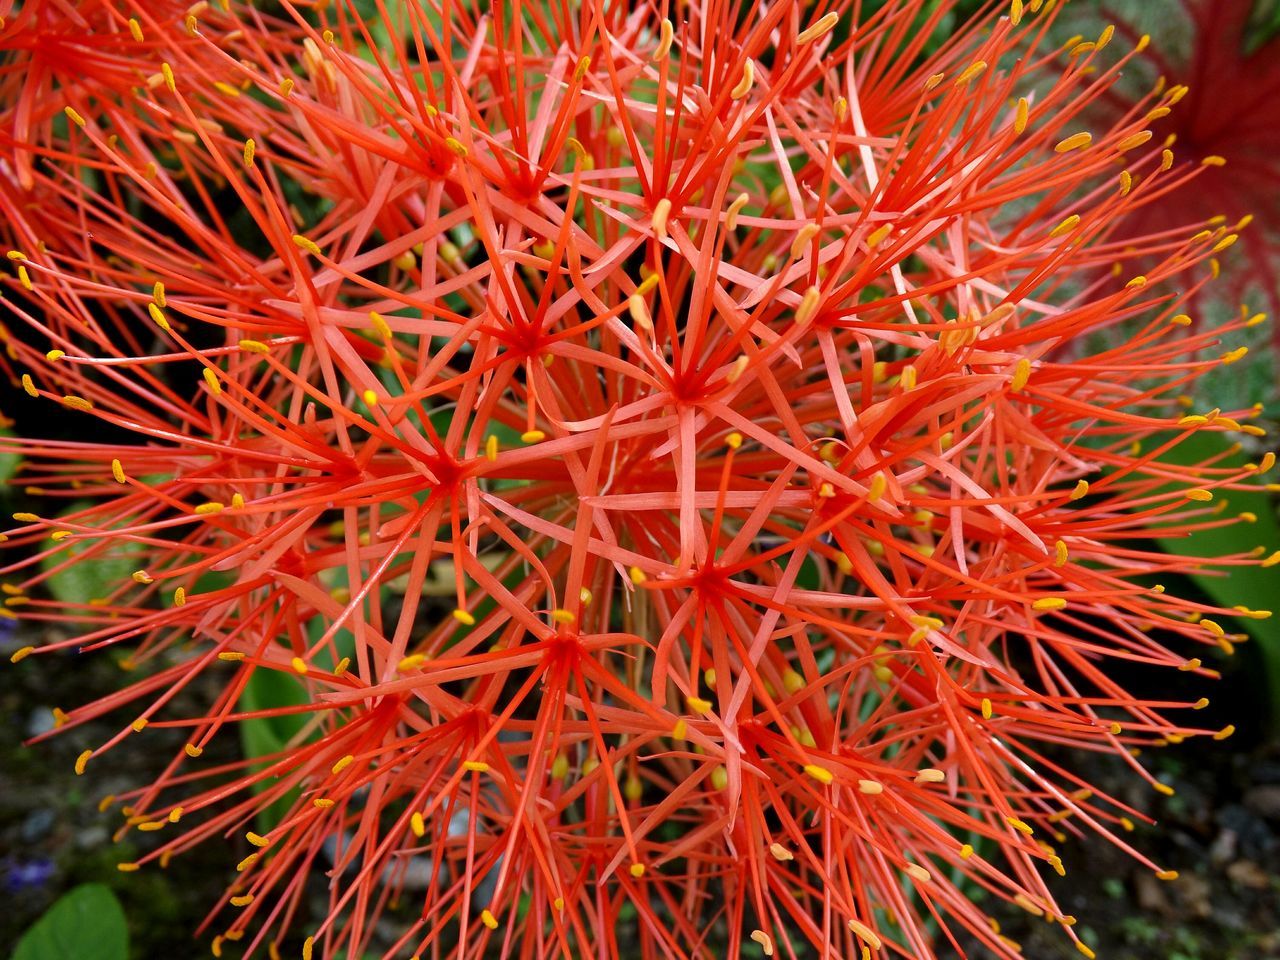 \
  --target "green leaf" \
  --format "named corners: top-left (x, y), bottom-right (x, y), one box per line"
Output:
top-left (11, 883), bottom-right (128, 960)
top-left (40, 512), bottom-right (144, 605)
top-left (0, 428), bottom-right (20, 486)
top-left (1151, 430), bottom-right (1280, 722)
top-left (238, 668), bottom-right (311, 831)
